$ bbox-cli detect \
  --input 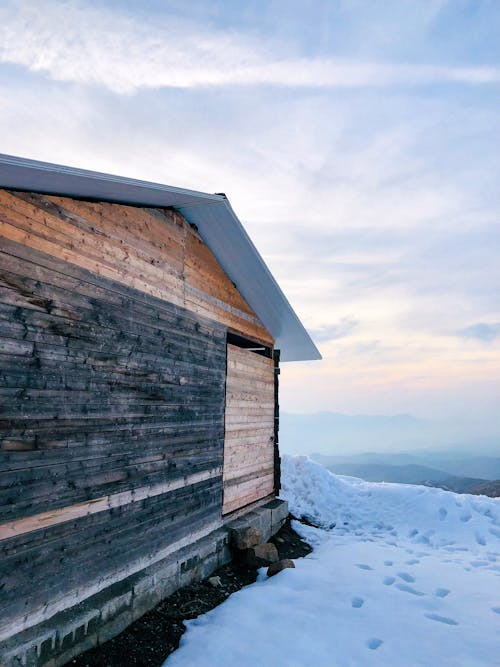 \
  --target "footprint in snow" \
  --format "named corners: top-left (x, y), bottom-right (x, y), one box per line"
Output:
top-left (406, 559), bottom-right (419, 565)
top-left (492, 607), bottom-right (500, 615)
top-left (397, 572), bottom-right (415, 583)
top-left (366, 638), bottom-right (383, 650)
top-left (396, 583), bottom-right (425, 596)
top-left (439, 508), bottom-right (448, 521)
top-left (475, 533), bottom-right (487, 546)
top-left (383, 576), bottom-right (395, 586)
top-left (425, 613), bottom-right (459, 626)
top-left (460, 512), bottom-right (472, 523)
top-left (384, 560), bottom-right (393, 566)
top-left (355, 564), bottom-right (373, 571)
top-left (351, 597), bottom-right (364, 608)
top-left (435, 588), bottom-right (450, 598)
